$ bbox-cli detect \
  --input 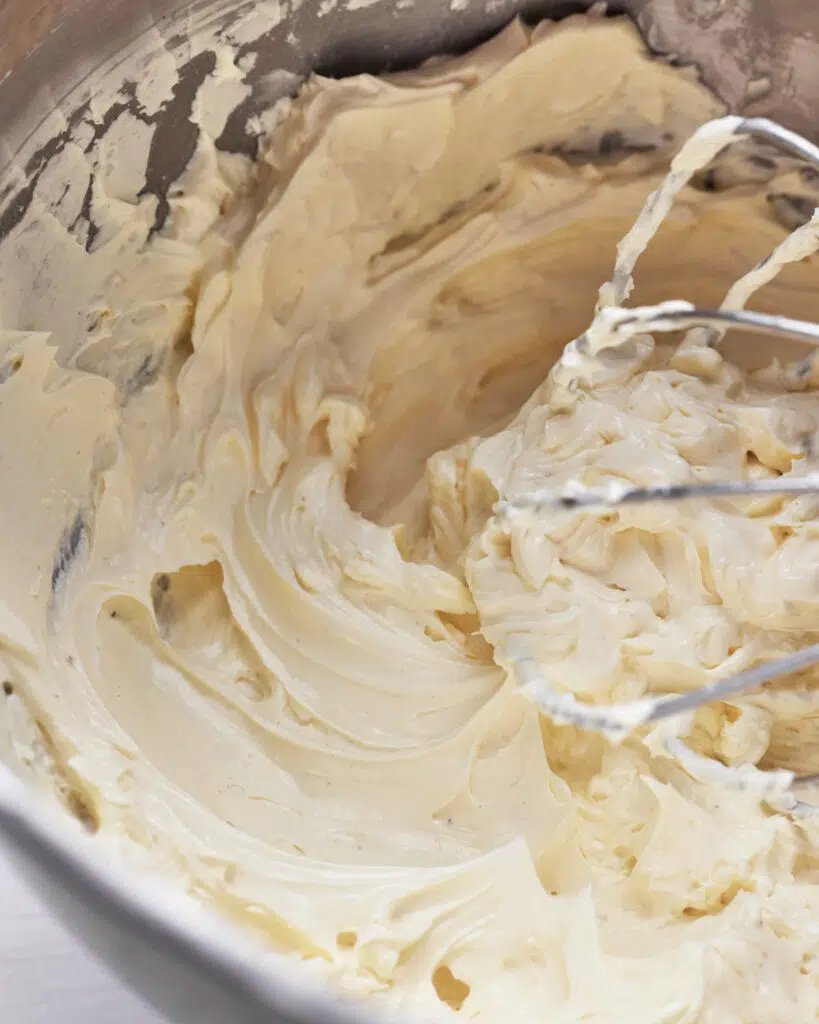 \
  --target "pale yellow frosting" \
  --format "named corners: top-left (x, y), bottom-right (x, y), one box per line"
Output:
top-left (3, 13), bottom-right (819, 1022)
